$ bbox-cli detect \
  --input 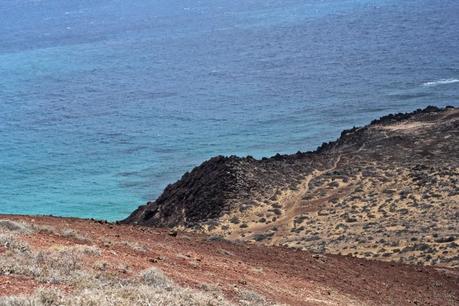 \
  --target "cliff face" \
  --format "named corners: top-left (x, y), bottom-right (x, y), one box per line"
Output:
top-left (123, 106), bottom-right (459, 267)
